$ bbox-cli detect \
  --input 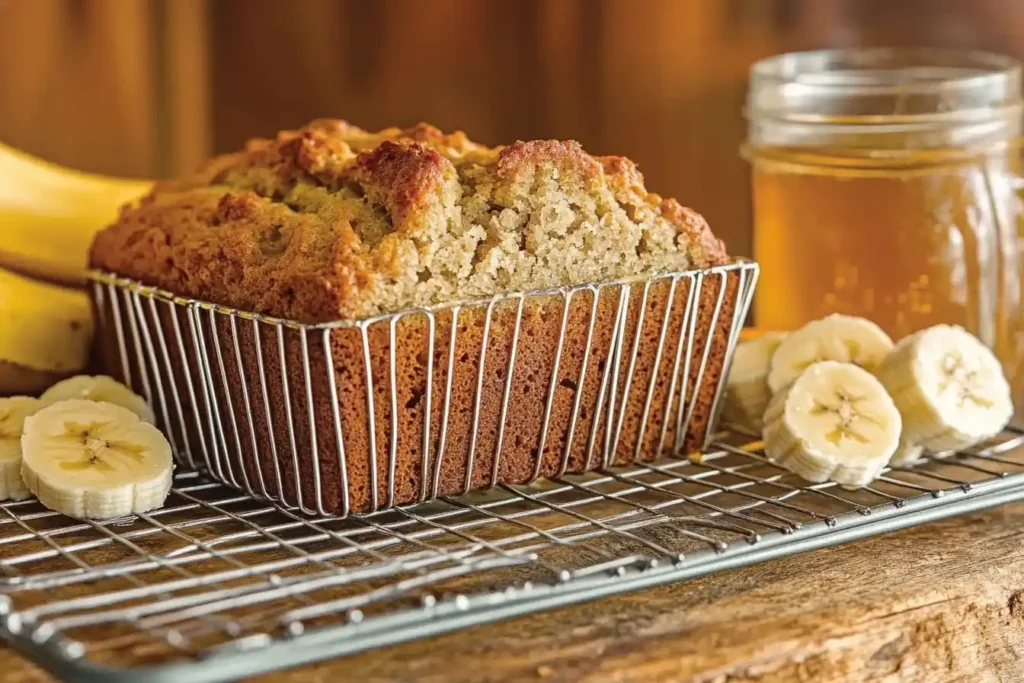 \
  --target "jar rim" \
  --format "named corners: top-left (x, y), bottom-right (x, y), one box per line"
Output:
top-left (752, 47), bottom-right (1020, 86)
top-left (748, 47), bottom-right (1022, 121)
